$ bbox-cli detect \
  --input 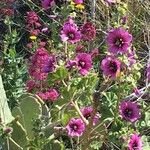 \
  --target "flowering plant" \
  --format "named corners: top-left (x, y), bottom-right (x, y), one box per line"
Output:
top-left (0, 0), bottom-right (150, 149)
